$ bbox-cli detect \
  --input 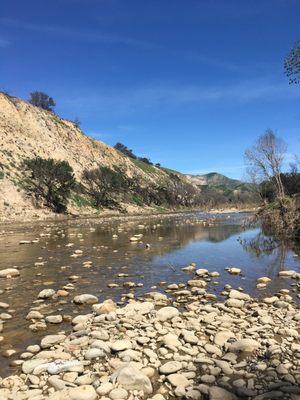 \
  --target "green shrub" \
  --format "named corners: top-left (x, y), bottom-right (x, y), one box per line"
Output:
top-left (132, 159), bottom-right (157, 174)
top-left (22, 157), bottom-right (76, 213)
top-left (82, 166), bottom-right (128, 209)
